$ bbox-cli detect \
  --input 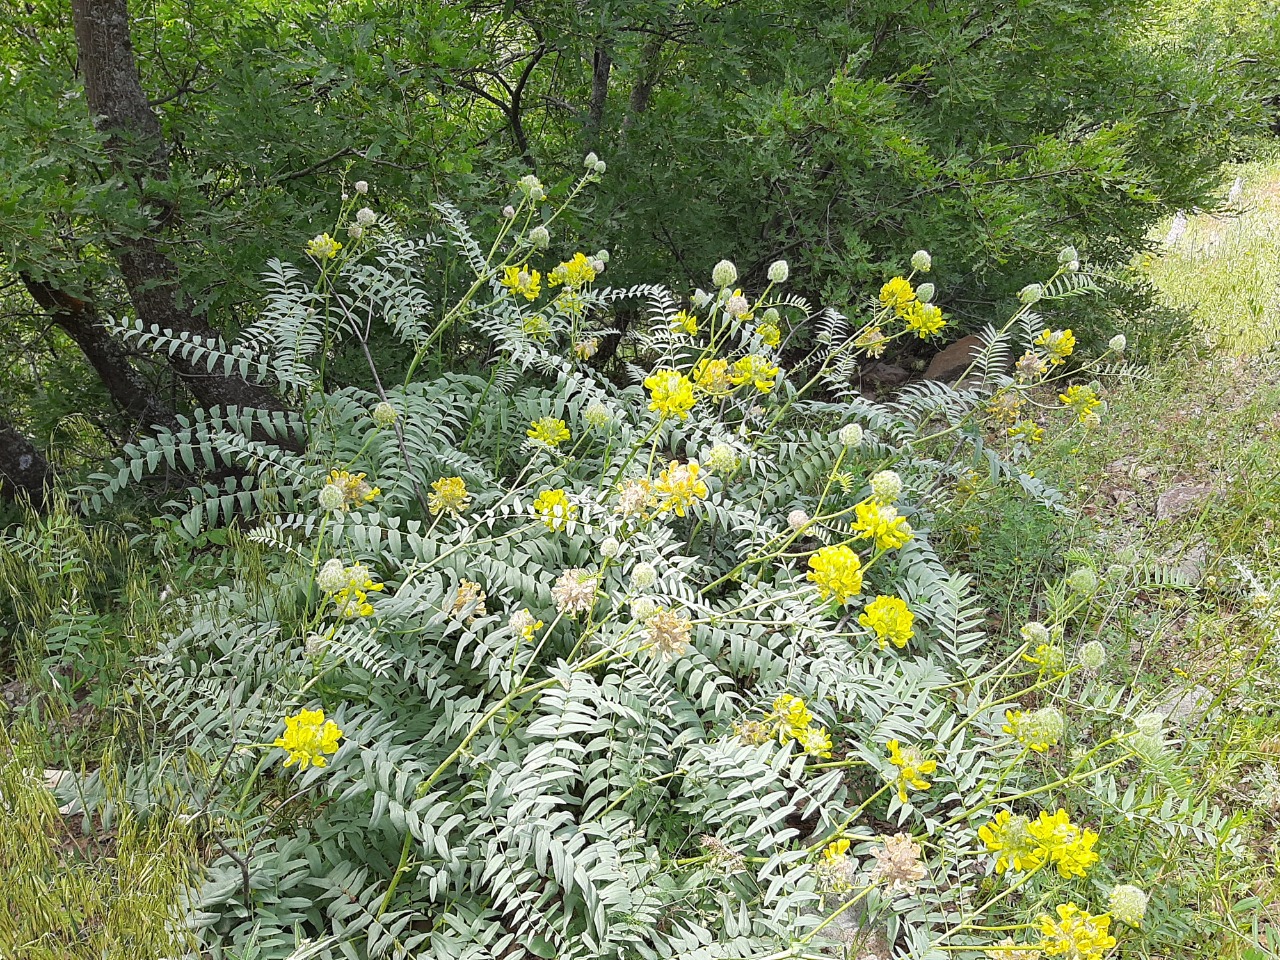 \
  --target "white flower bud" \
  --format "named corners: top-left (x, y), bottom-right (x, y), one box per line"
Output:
top-left (316, 558), bottom-right (347, 593)
top-left (372, 401), bottom-right (398, 428)
top-left (584, 152), bottom-right (599, 168)
top-left (347, 224), bottom-right (363, 240)
top-left (704, 442), bottom-right (739, 473)
top-left (630, 562), bottom-right (658, 590)
top-left (1134, 712), bottom-right (1164, 737)
top-left (1108, 334), bottom-right (1127, 353)
top-left (1020, 621), bottom-right (1051, 645)
top-left (503, 205), bottom-right (516, 219)
top-left (318, 483), bottom-right (345, 512)
top-left (529, 225), bottom-right (550, 248)
top-left (356, 207), bottom-right (376, 227)
top-left (869, 470), bottom-right (903, 503)
top-left (787, 509), bottom-right (810, 531)
top-left (915, 282), bottom-right (935, 302)
top-left (518, 174), bottom-right (543, 197)
top-left (630, 596), bottom-right (659, 621)
top-left (595, 249), bottom-right (610, 264)
top-left (712, 259), bottom-right (738, 288)
top-left (1058, 245), bottom-right (1078, 264)
top-left (725, 294), bottom-right (750, 317)
top-left (591, 259), bottom-right (605, 273)
top-left (767, 260), bottom-right (789, 283)
top-left (691, 288), bottom-right (713, 309)
top-left (600, 536), bottom-right (622, 559)
top-left (911, 249), bottom-right (932, 272)
top-left (838, 423), bottom-right (863, 447)
top-left (1108, 885), bottom-right (1148, 928)
top-left (1019, 283), bottom-right (1043, 305)
top-left (593, 160), bottom-right (606, 174)
top-left (1067, 259), bottom-right (1080, 273)
top-left (1078, 640), bottom-right (1106, 669)
top-left (1067, 566), bottom-right (1098, 595)
top-left (354, 180), bottom-right (369, 195)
